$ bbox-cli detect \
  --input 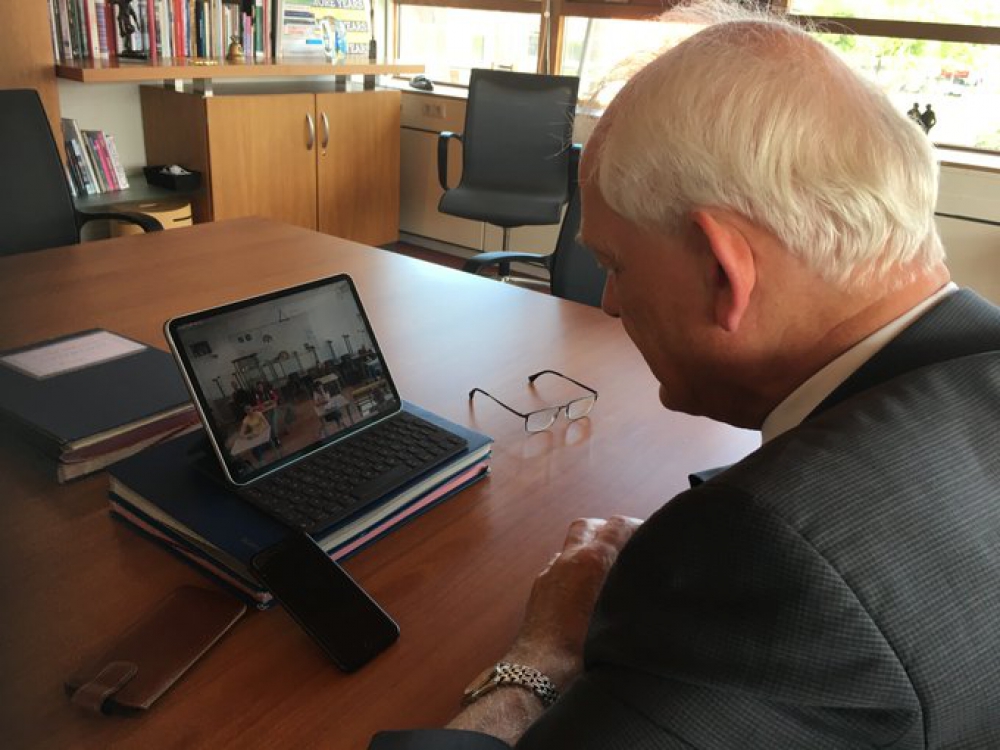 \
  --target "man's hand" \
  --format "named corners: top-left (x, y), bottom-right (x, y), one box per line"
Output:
top-left (446, 516), bottom-right (641, 746)
top-left (505, 516), bottom-right (642, 688)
